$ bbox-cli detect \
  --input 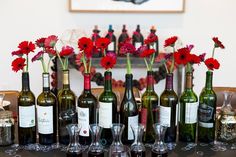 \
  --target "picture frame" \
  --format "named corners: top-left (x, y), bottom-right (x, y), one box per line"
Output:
top-left (69, 0), bottom-right (185, 13)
